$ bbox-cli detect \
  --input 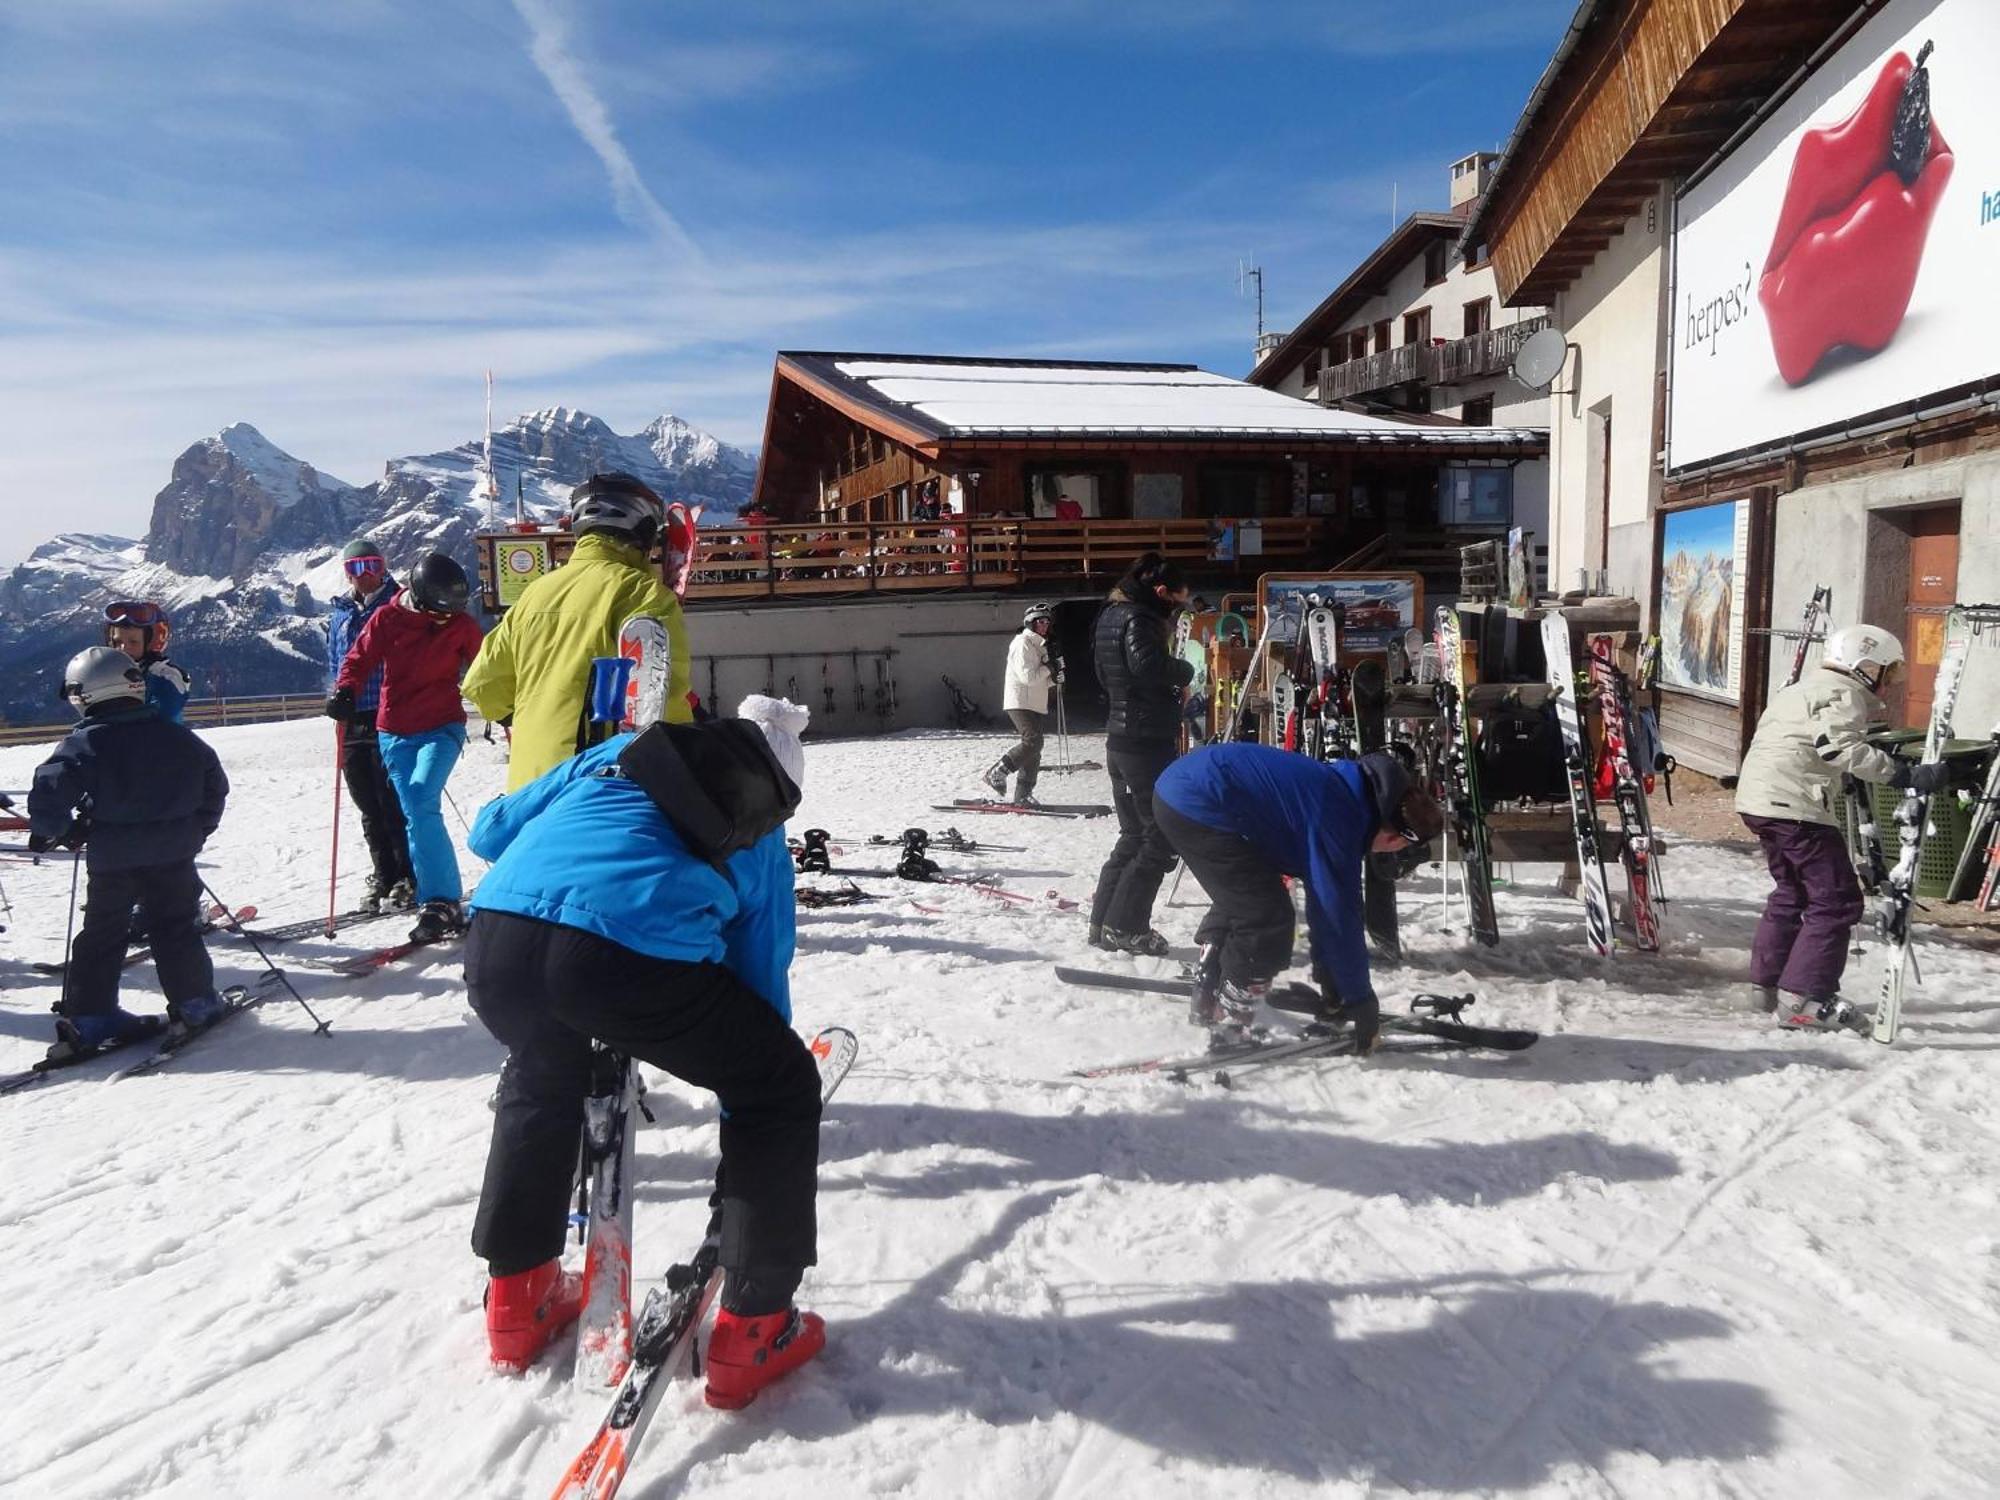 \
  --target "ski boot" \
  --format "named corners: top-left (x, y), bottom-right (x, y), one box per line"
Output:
top-left (1208, 978), bottom-right (1266, 1050)
top-left (410, 899), bottom-right (465, 944)
top-left (166, 993), bottom-right (232, 1037)
top-left (387, 878), bottom-right (417, 912)
top-left (485, 1259), bottom-right (584, 1375)
top-left (51, 1008), bottom-right (164, 1059)
top-left (1012, 790), bottom-right (1042, 809)
top-left (1780, 994), bottom-right (1867, 1033)
top-left (1102, 927), bottom-right (1171, 958)
top-left (361, 874), bottom-right (390, 915)
top-left (703, 1306), bottom-right (826, 1410)
top-left (1187, 945), bottom-right (1222, 1027)
top-left (981, 761), bottom-right (1010, 795)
